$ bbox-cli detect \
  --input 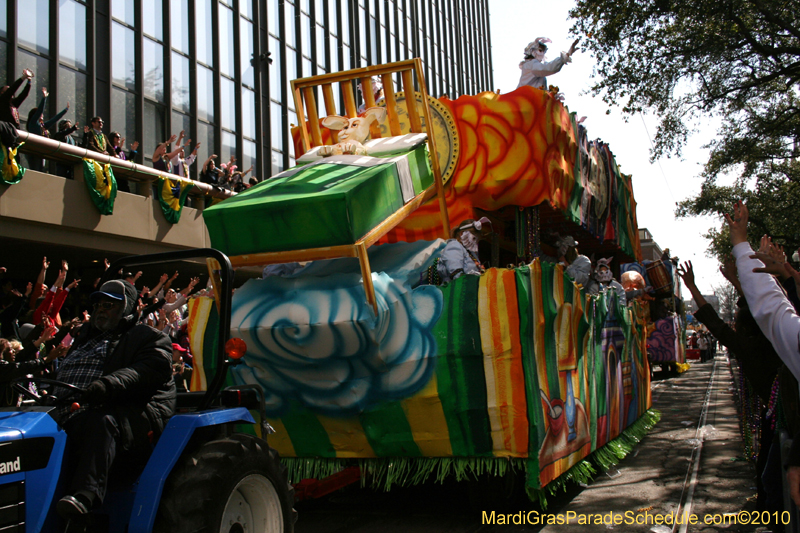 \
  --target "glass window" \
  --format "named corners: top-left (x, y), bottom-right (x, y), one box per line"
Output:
top-left (303, 57), bottom-right (312, 77)
top-left (240, 18), bottom-right (254, 88)
top-left (316, 24), bottom-right (325, 63)
top-left (170, 0), bottom-right (189, 54)
top-left (221, 131), bottom-right (236, 164)
top-left (219, 5), bottom-right (235, 77)
top-left (171, 111), bottom-right (191, 148)
top-left (300, 0), bottom-right (310, 14)
top-left (171, 52), bottom-right (190, 113)
top-left (284, 1), bottom-right (296, 48)
top-left (242, 88), bottom-right (256, 139)
top-left (0, 0), bottom-right (6, 39)
top-left (271, 150), bottom-right (283, 175)
top-left (269, 36), bottom-right (281, 99)
top-left (301, 13), bottom-right (311, 57)
top-left (371, 17), bottom-right (380, 62)
top-left (0, 41), bottom-right (7, 85)
top-left (341, 2), bottom-right (349, 44)
top-left (314, 0), bottom-right (323, 17)
top-left (359, 7), bottom-right (366, 58)
top-left (268, 0), bottom-right (278, 36)
top-left (59, 0), bottom-right (86, 70)
top-left (342, 43), bottom-right (350, 70)
top-left (144, 101), bottom-right (165, 163)
top-left (197, 65), bottom-right (214, 123)
top-left (196, 0), bottom-right (213, 66)
top-left (220, 77), bottom-right (235, 130)
top-left (270, 101), bottom-right (283, 151)
top-left (57, 66), bottom-right (87, 131)
top-left (143, 38), bottom-right (164, 102)
top-left (329, 33), bottom-right (339, 71)
top-left (111, 0), bottom-right (135, 25)
top-left (112, 22), bottom-right (136, 90)
top-left (18, 0), bottom-right (49, 54)
top-left (327, 0), bottom-right (337, 35)
top-left (196, 122), bottom-right (214, 173)
top-left (240, 0), bottom-right (253, 20)
top-left (285, 48), bottom-right (297, 102)
top-left (111, 88), bottom-right (137, 147)
top-left (242, 139), bottom-right (256, 177)
top-left (17, 50), bottom-right (49, 124)
top-left (143, 0), bottom-right (163, 40)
